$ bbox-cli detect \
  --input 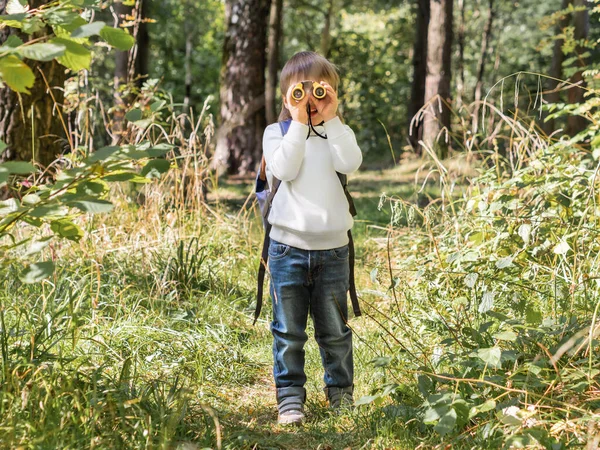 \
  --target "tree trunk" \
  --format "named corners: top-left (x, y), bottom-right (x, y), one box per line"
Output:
top-left (422, 0), bottom-right (454, 158)
top-left (112, 0), bottom-right (133, 143)
top-left (408, 0), bottom-right (430, 149)
top-left (544, 0), bottom-right (573, 135)
top-left (183, 18), bottom-right (194, 111)
top-left (472, 0), bottom-right (495, 134)
top-left (266, 0), bottom-right (284, 124)
top-left (213, 0), bottom-right (271, 176)
top-left (455, 0), bottom-right (466, 109)
top-left (320, 0), bottom-right (336, 58)
top-left (566, 0), bottom-right (589, 136)
top-left (0, 0), bottom-right (67, 167)
top-left (135, 0), bottom-right (149, 87)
